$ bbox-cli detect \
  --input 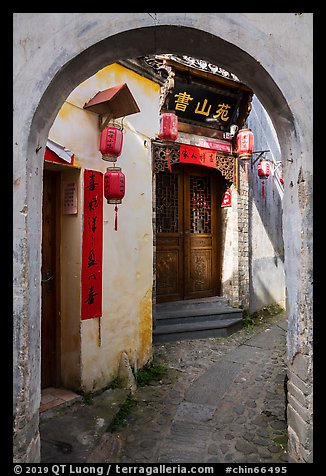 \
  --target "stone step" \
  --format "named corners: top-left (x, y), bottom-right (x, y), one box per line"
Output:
top-left (153, 317), bottom-right (243, 343)
top-left (153, 297), bottom-right (243, 343)
top-left (156, 307), bottom-right (242, 324)
top-left (156, 296), bottom-right (241, 323)
top-left (156, 296), bottom-right (230, 312)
